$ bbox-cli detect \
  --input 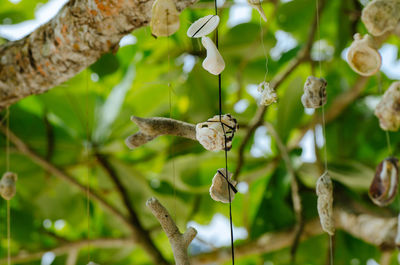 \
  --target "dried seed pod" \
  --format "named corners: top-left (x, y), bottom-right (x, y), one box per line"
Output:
top-left (247, 0), bottom-right (267, 22)
top-left (374, 81), bottom-right (400, 131)
top-left (301, 76), bottom-right (327, 109)
top-left (201, 36), bottom-right (225, 75)
top-left (316, 172), bottom-right (335, 236)
top-left (361, 0), bottom-right (400, 36)
top-left (196, 114), bottom-right (238, 151)
top-left (0, 172), bottom-right (17, 200)
top-left (347, 34), bottom-right (381, 76)
top-left (369, 157), bottom-right (399, 207)
top-left (150, 0), bottom-right (180, 37)
top-left (258, 81), bottom-right (277, 106)
top-left (187, 15), bottom-right (220, 38)
top-left (396, 213), bottom-right (400, 249)
top-left (209, 168), bottom-right (237, 203)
